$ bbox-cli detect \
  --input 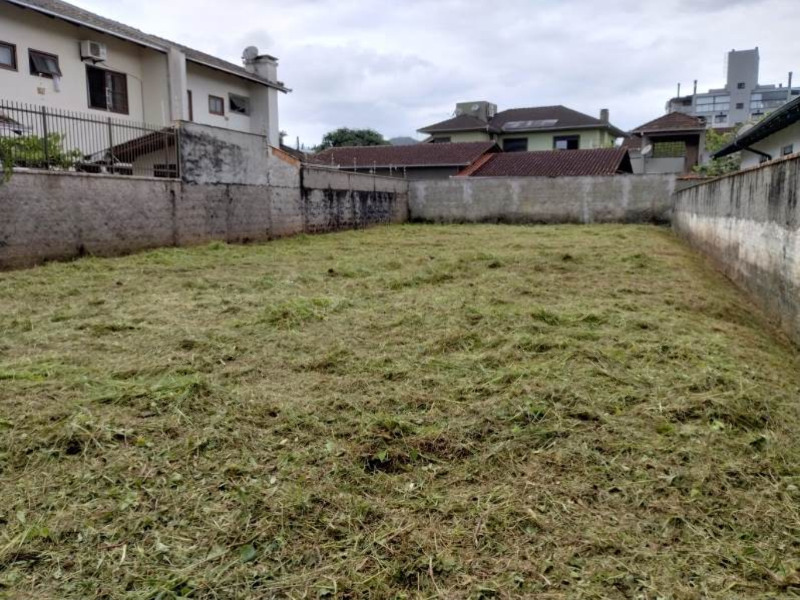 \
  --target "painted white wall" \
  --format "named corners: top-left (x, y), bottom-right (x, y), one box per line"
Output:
top-left (186, 62), bottom-right (252, 133)
top-left (741, 122), bottom-right (800, 169)
top-left (0, 3), bottom-right (165, 124)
